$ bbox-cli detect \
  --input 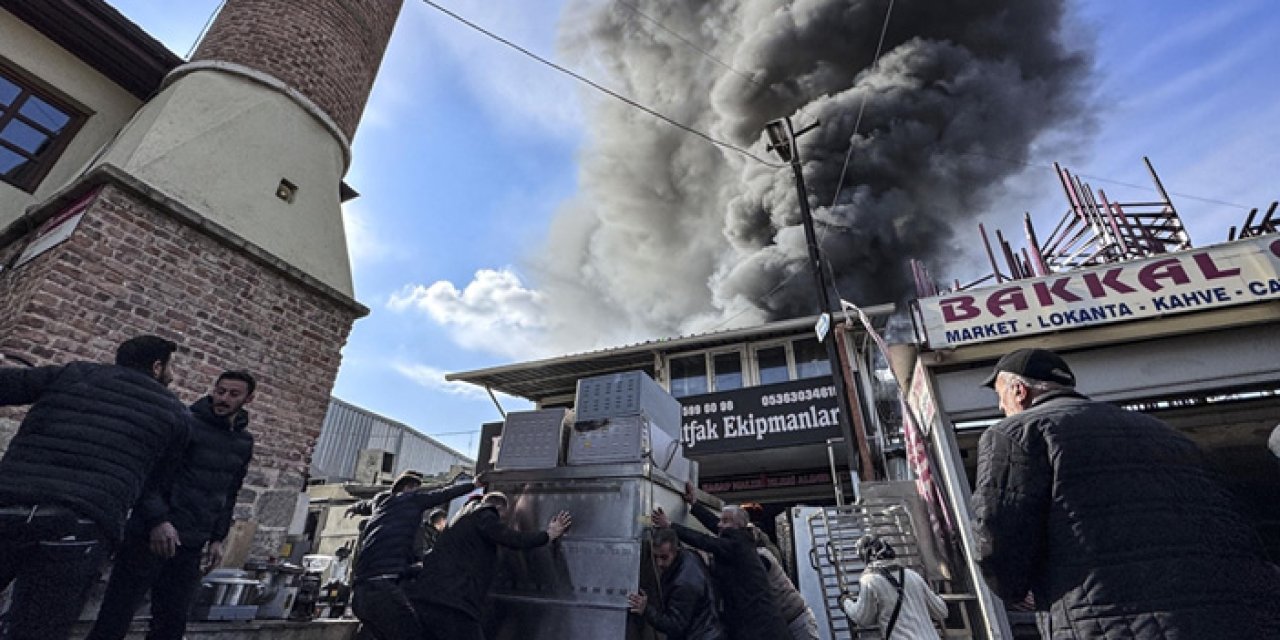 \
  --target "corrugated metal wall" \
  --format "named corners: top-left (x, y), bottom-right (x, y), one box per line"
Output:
top-left (311, 397), bottom-right (472, 482)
